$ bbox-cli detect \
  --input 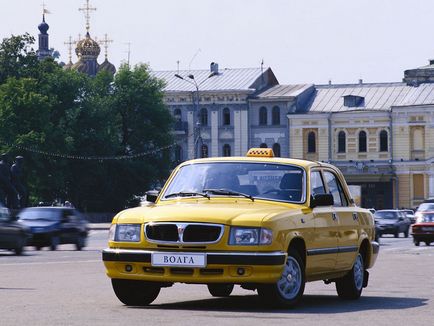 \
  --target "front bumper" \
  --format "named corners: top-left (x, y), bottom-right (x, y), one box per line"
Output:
top-left (102, 248), bottom-right (286, 284)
